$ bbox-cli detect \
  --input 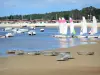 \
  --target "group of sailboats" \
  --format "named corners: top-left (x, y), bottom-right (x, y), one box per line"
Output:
top-left (53, 17), bottom-right (76, 38)
top-left (78, 16), bottom-right (99, 38)
top-left (53, 16), bottom-right (100, 38)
